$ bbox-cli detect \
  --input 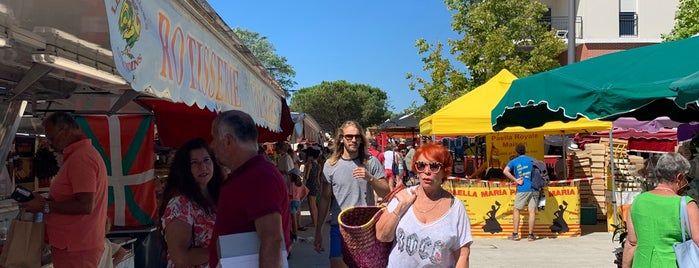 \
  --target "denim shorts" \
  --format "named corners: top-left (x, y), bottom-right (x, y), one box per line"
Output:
top-left (330, 224), bottom-right (342, 258)
top-left (290, 200), bottom-right (301, 214)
